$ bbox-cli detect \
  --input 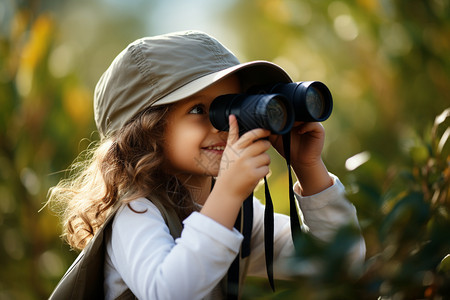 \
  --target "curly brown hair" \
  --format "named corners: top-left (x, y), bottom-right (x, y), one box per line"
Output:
top-left (48, 104), bottom-right (197, 250)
